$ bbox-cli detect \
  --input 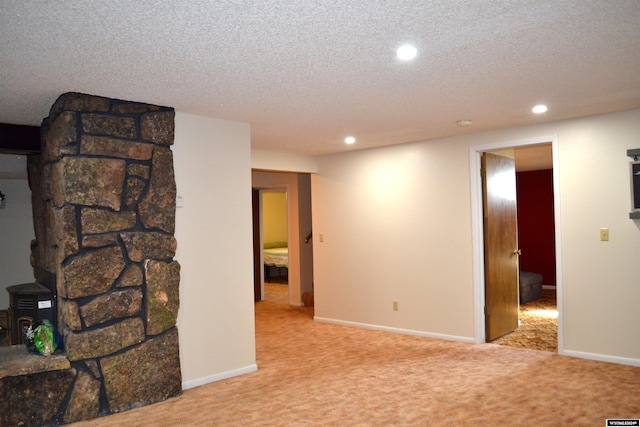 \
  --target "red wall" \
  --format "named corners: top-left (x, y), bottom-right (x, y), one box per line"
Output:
top-left (516, 169), bottom-right (556, 286)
